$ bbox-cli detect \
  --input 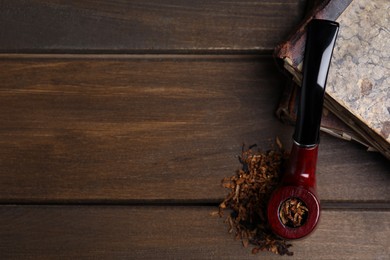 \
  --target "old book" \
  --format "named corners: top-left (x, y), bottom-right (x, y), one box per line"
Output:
top-left (275, 0), bottom-right (390, 160)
